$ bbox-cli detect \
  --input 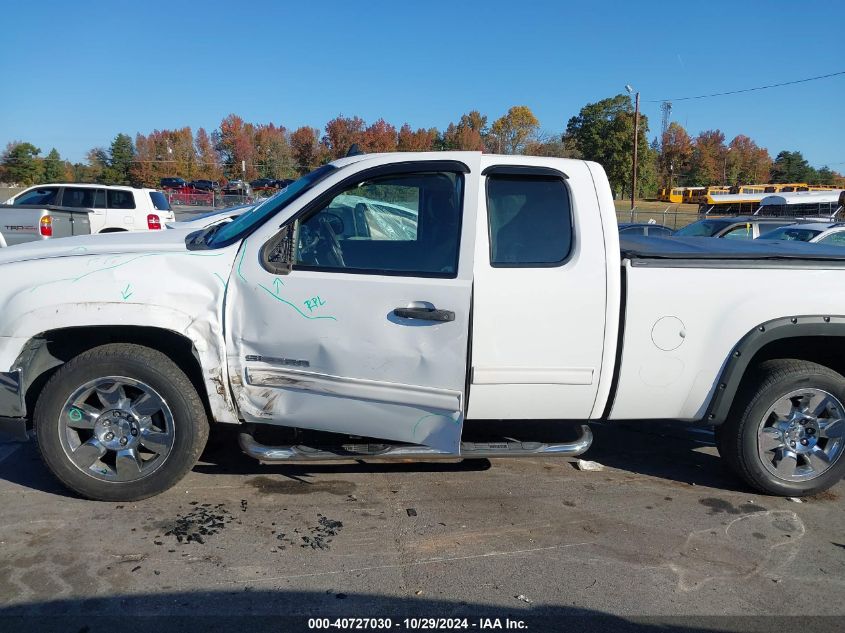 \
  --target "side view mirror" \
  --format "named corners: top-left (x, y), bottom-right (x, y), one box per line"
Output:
top-left (262, 221), bottom-right (298, 275)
